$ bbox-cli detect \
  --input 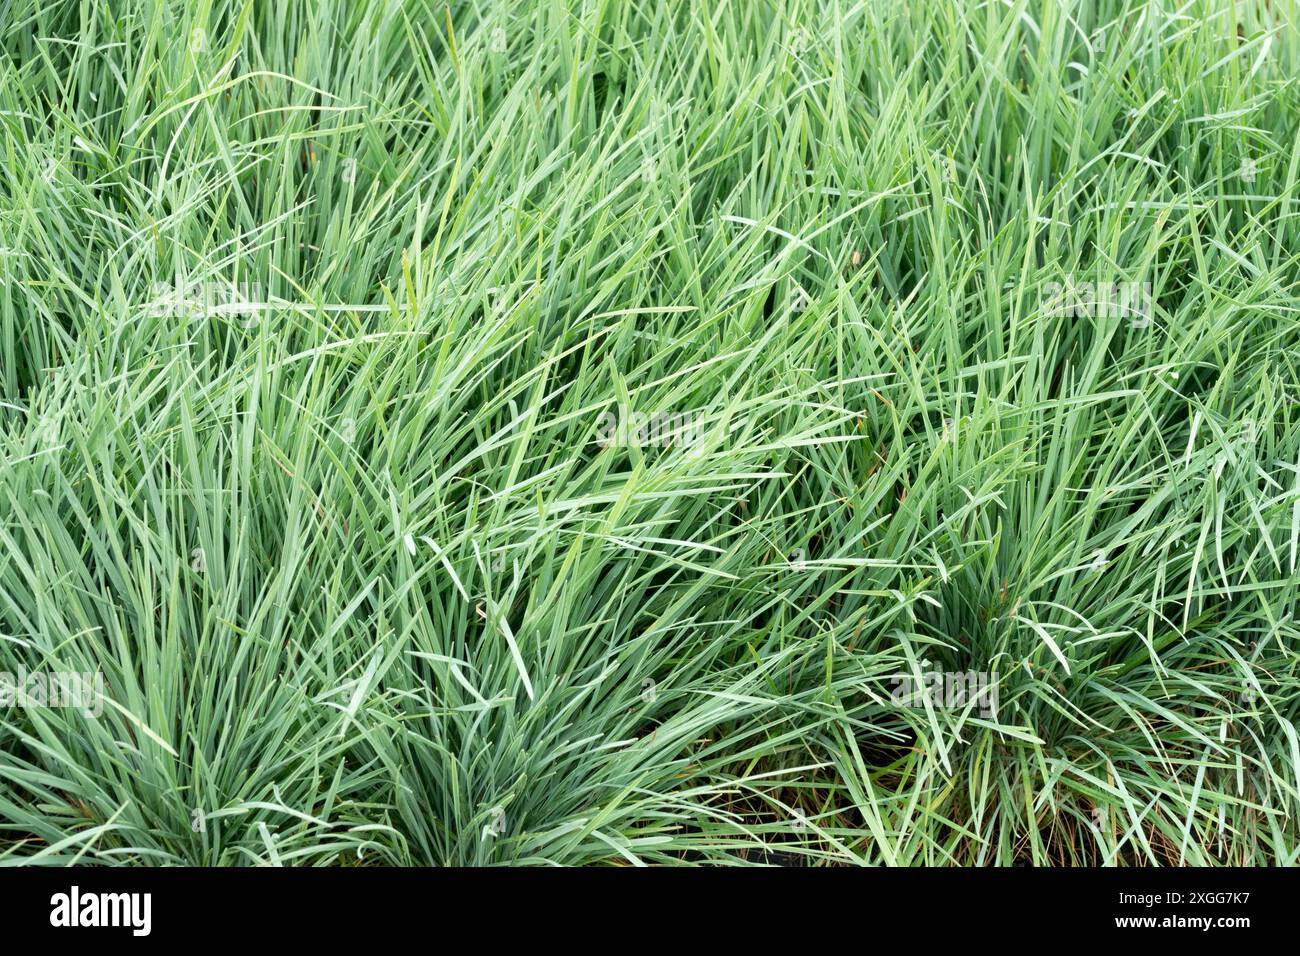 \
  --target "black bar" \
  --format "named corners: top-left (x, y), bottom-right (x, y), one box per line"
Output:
top-left (0, 866), bottom-right (1277, 943)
